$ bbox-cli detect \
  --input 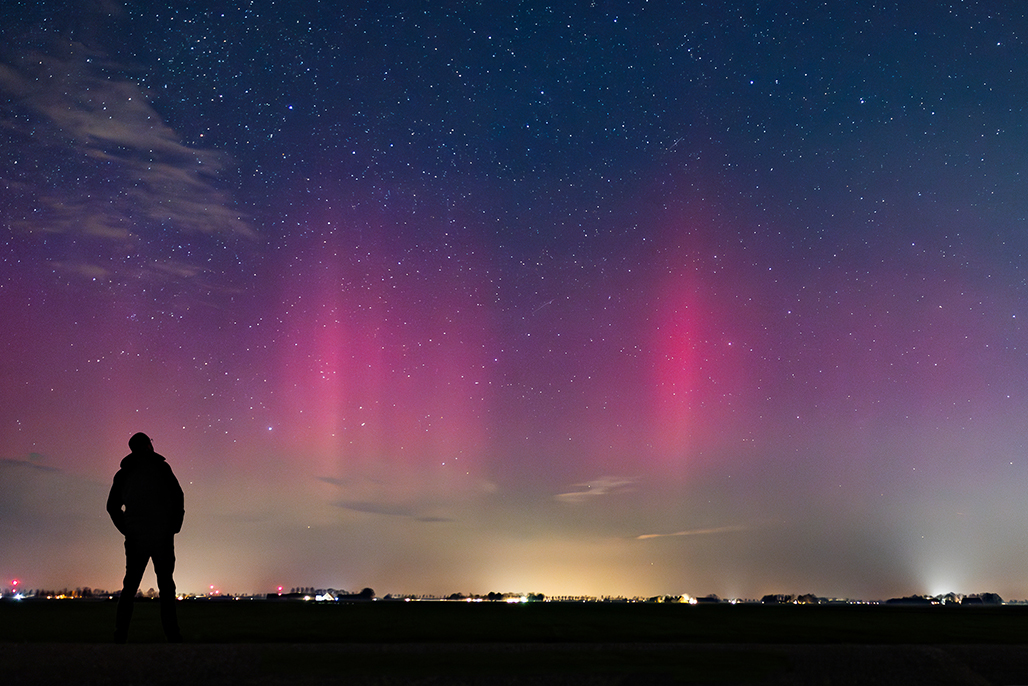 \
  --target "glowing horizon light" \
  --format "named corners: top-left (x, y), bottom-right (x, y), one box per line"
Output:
top-left (921, 565), bottom-right (967, 600)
